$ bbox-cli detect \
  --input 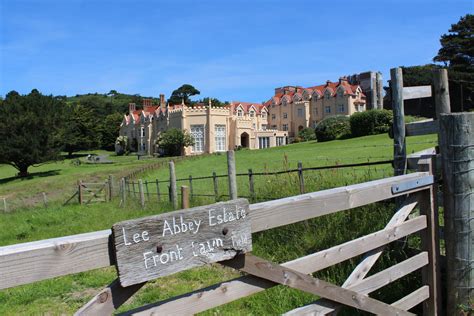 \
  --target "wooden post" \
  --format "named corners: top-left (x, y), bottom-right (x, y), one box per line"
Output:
top-left (439, 112), bottom-right (474, 315)
top-left (188, 176), bottom-right (193, 200)
top-left (433, 69), bottom-right (451, 118)
top-left (138, 179), bottom-right (145, 209)
top-left (156, 179), bottom-right (160, 202)
top-left (227, 150), bottom-right (238, 200)
top-left (181, 186), bottom-right (189, 209)
top-left (145, 180), bottom-right (150, 201)
top-left (3, 198), bottom-right (7, 213)
top-left (391, 67), bottom-right (406, 176)
top-left (78, 180), bottom-right (83, 205)
top-left (42, 192), bottom-right (48, 208)
top-left (132, 181), bottom-right (137, 198)
top-left (108, 175), bottom-right (113, 201)
top-left (298, 161), bottom-right (305, 194)
top-left (212, 171), bottom-right (219, 202)
top-left (248, 169), bottom-right (255, 202)
top-left (120, 178), bottom-right (126, 207)
top-left (418, 157), bottom-right (441, 315)
top-left (169, 161), bottom-right (178, 210)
